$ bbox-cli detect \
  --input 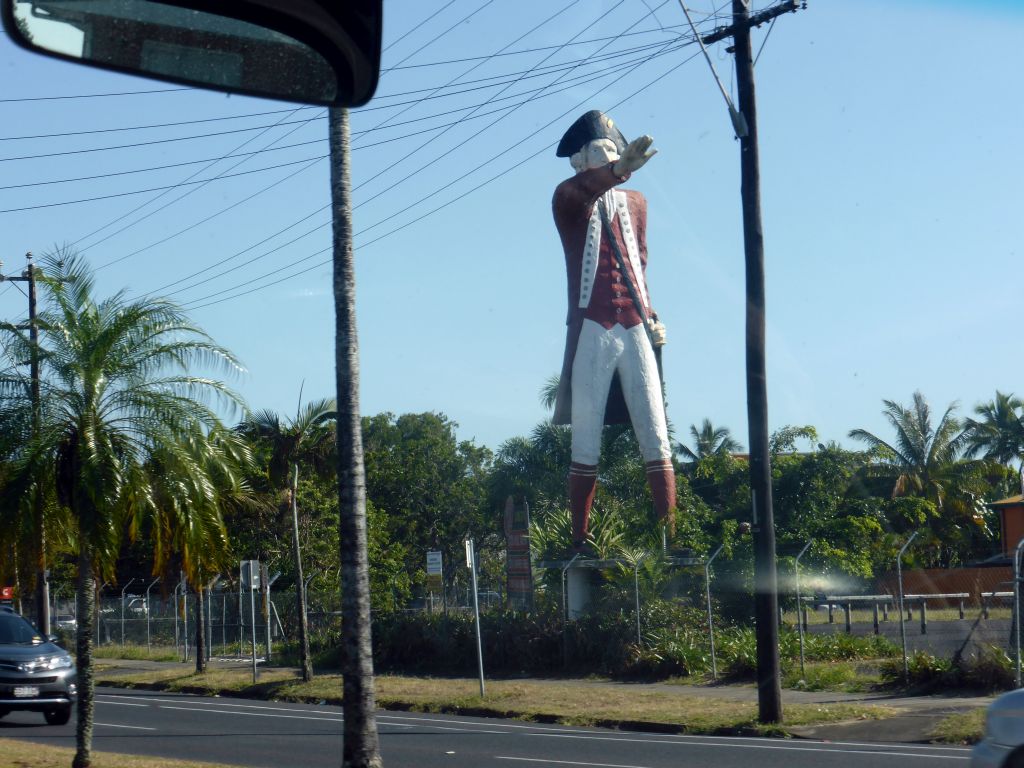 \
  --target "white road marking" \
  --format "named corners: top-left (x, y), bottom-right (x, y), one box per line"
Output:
top-left (100, 694), bottom-right (342, 716)
top-left (161, 705), bottom-right (345, 724)
top-left (522, 732), bottom-right (970, 761)
top-left (94, 722), bottom-right (156, 731)
top-left (498, 758), bottom-right (658, 768)
top-left (95, 699), bottom-right (149, 707)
